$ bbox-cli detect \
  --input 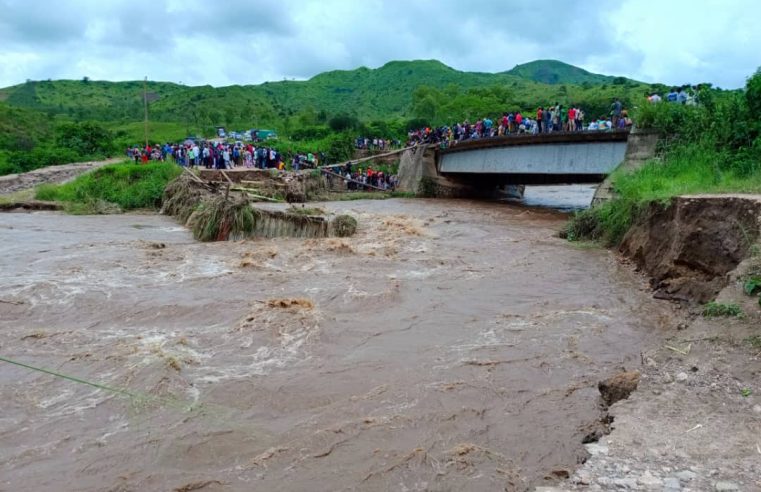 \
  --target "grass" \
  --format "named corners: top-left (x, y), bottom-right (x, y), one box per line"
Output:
top-left (35, 161), bottom-right (182, 212)
top-left (745, 335), bottom-right (761, 349)
top-left (0, 188), bottom-right (35, 205)
top-left (568, 144), bottom-right (761, 246)
top-left (316, 190), bottom-right (416, 201)
top-left (286, 206), bottom-right (326, 216)
top-left (189, 196), bottom-right (258, 241)
top-left (702, 302), bottom-right (743, 318)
